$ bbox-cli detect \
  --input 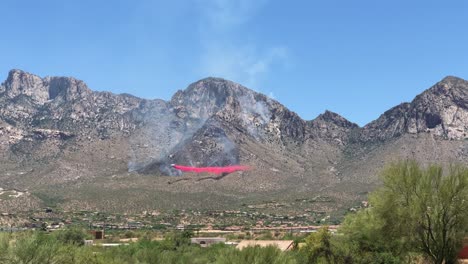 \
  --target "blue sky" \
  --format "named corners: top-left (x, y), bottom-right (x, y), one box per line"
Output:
top-left (1, 0), bottom-right (467, 126)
